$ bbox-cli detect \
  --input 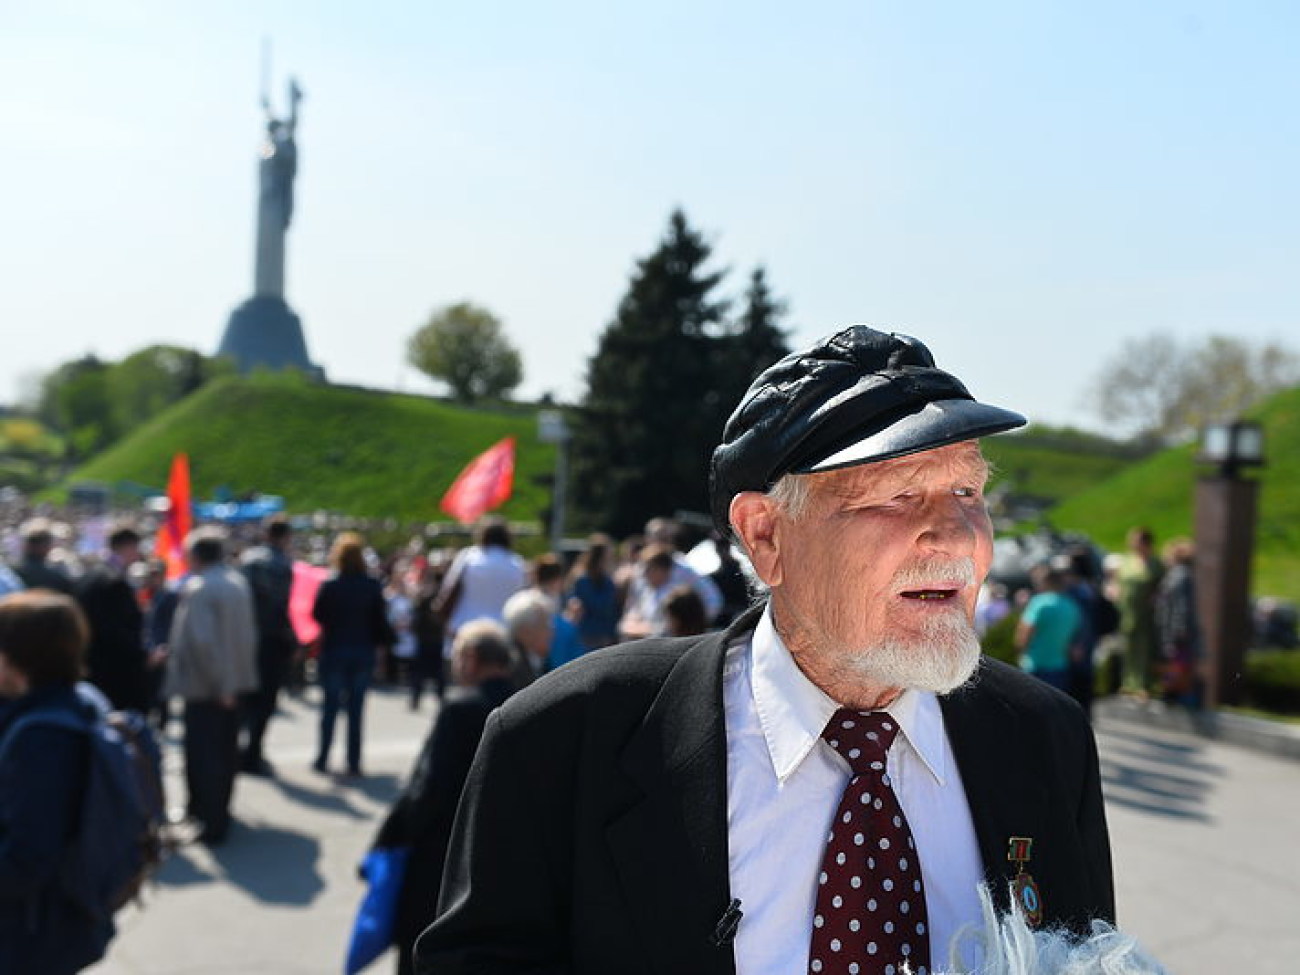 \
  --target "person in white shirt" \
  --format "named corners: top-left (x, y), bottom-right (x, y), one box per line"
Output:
top-left (418, 326), bottom-right (1115, 975)
top-left (435, 518), bottom-right (527, 663)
